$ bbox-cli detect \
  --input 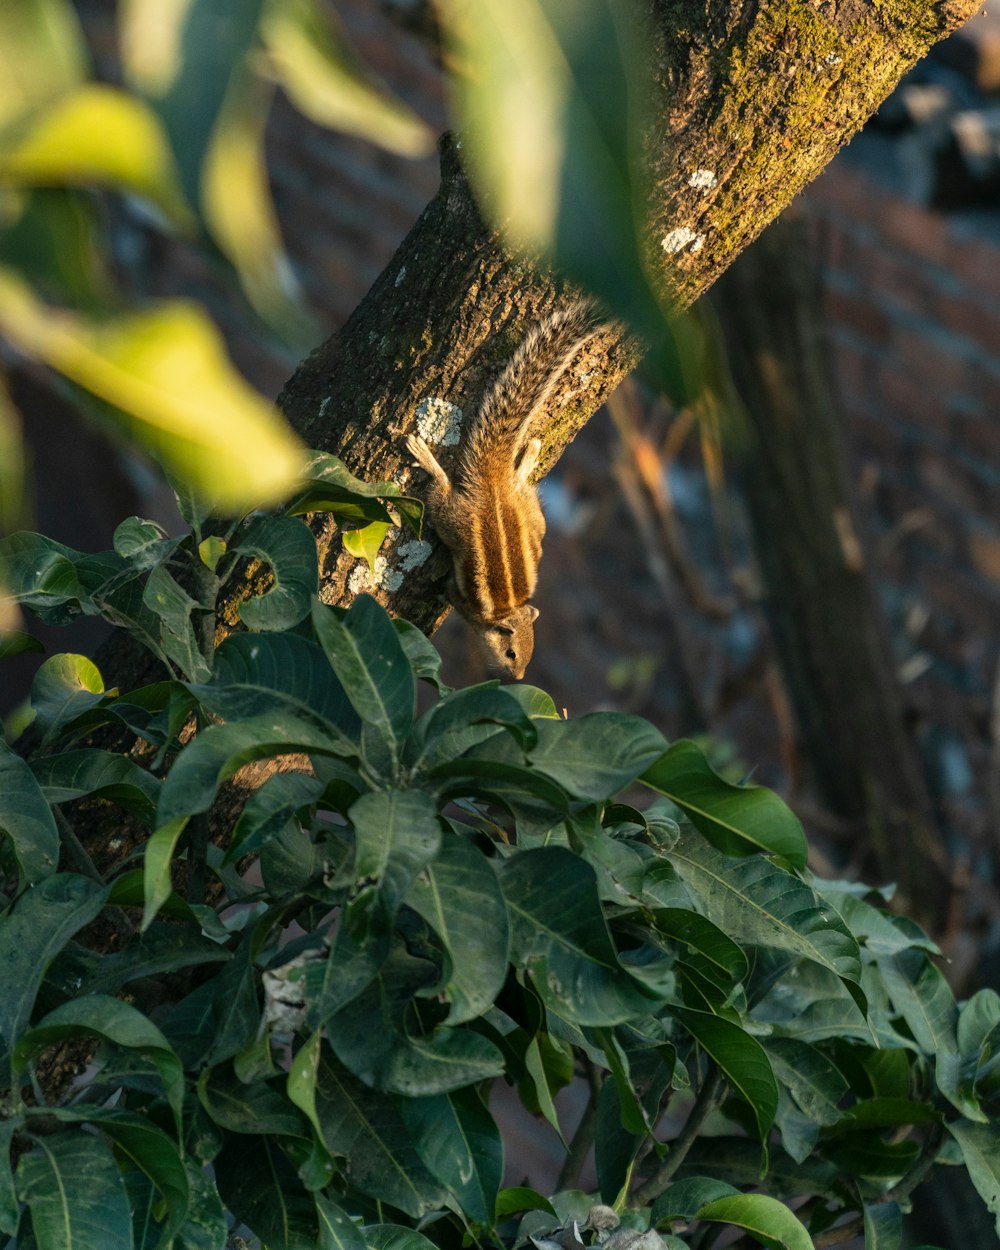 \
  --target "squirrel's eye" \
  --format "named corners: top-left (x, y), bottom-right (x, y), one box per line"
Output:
top-left (505, 648), bottom-right (517, 660)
